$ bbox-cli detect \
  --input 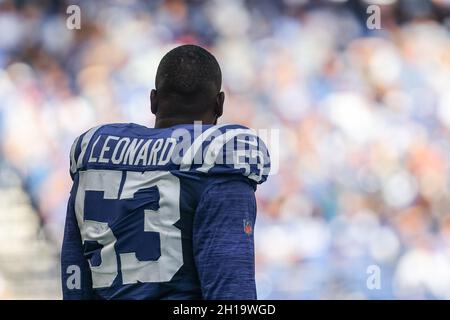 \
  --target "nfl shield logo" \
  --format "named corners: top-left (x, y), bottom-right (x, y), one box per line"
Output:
top-left (243, 219), bottom-right (253, 235)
